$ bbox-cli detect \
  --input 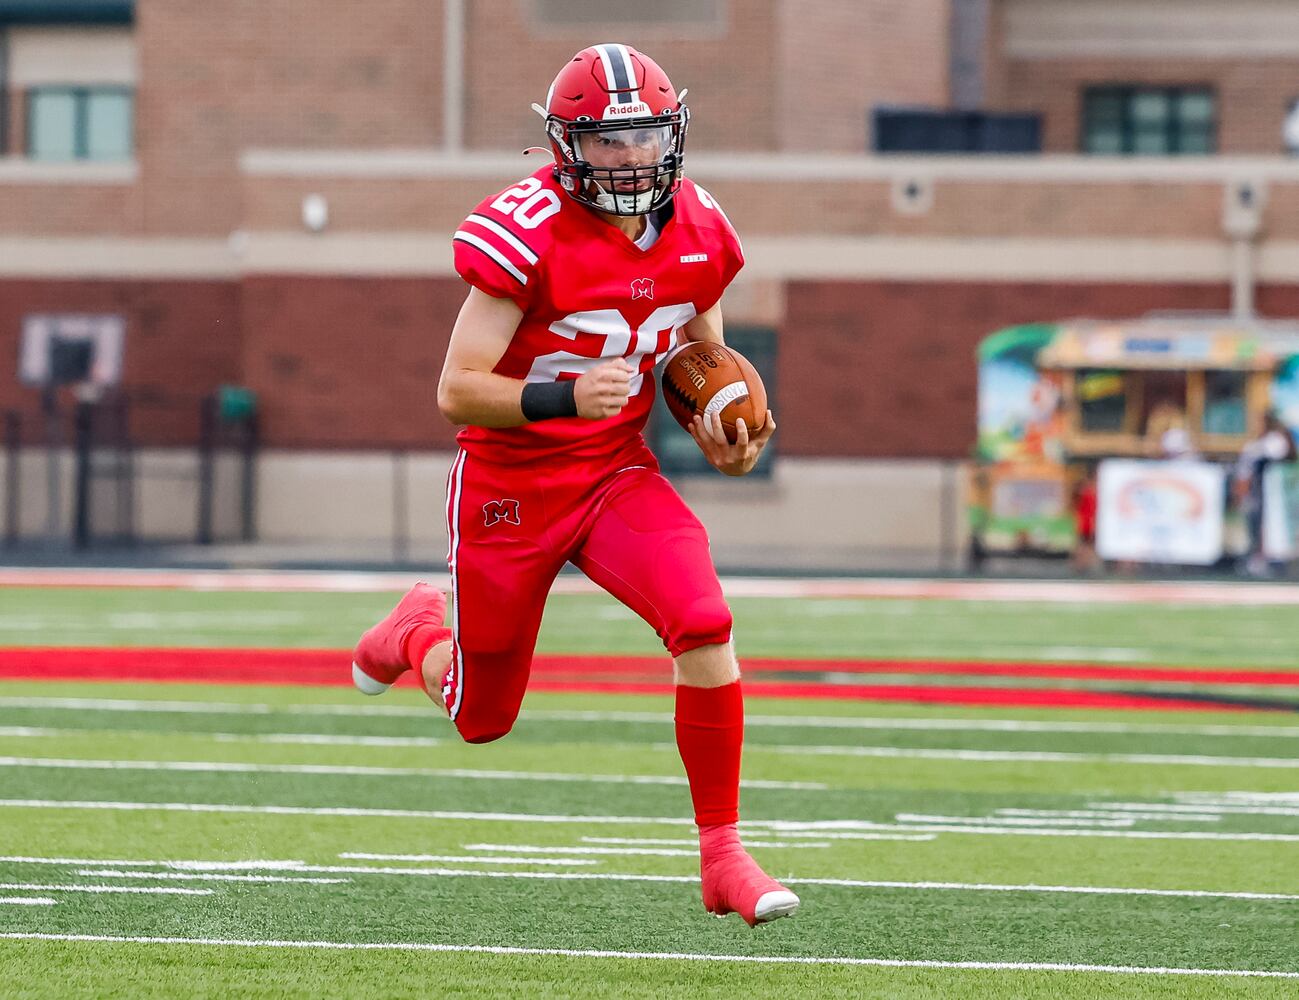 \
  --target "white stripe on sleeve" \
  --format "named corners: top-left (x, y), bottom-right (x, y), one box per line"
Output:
top-left (465, 215), bottom-right (539, 265)
top-left (453, 231), bottom-right (528, 285)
